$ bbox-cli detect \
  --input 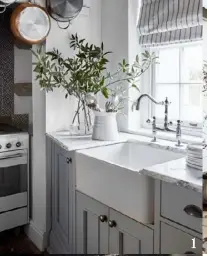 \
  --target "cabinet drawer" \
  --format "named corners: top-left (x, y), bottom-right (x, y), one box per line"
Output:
top-left (0, 207), bottom-right (28, 232)
top-left (161, 182), bottom-right (202, 233)
top-left (160, 222), bottom-right (202, 254)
